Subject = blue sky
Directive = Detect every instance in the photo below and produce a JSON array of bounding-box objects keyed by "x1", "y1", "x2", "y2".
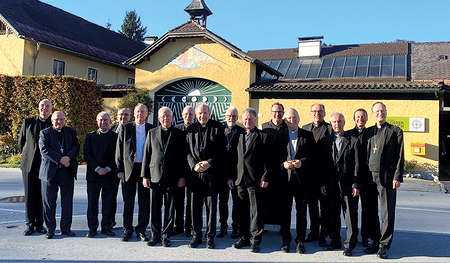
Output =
[{"x1": 43, "y1": 0, "x2": 449, "y2": 51}]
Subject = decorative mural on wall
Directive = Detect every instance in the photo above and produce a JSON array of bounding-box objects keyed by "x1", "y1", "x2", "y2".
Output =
[
  {"x1": 166, "y1": 45, "x2": 222, "y2": 70},
  {"x1": 155, "y1": 78, "x2": 231, "y2": 125}
]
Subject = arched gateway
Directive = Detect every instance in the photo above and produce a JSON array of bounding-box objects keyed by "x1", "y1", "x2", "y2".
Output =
[{"x1": 154, "y1": 78, "x2": 231, "y2": 125}]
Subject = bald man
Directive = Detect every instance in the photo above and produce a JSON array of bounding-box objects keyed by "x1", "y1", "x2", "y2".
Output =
[{"x1": 19, "y1": 99, "x2": 53, "y2": 236}]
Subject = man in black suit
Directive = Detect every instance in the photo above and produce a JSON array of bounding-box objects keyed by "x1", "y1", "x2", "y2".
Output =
[
  {"x1": 39, "y1": 111, "x2": 80, "y2": 239},
  {"x1": 362, "y1": 102, "x2": 404, "y2": 259},
  {"x1": 84, "y1": 112, "x2": 118, "y2": 238},
  {"x1": 230, "y1": 108, "x2": 269, "y2": 253},
  {"x1": 302, "y1": 103, "x2": 333, "y2": 247},
  {"x1": 116, "y1": 103, "x2": 154, "y2": 242},
  {"x1": 274, "y1": 108, "x2": 315, "y2": 254},
  {"x1": 259, "y1": 102, "x2": 287, "y2": 226},
  {"x1": 110, "y1": 108, "x2": 131, "y2": 229},
  {"x1": 320, "y1": 112, "x2": 360, "y2": 256},
  {"x1": 142, "y1": 107, "x2": 186, "y2": 247},
  {"x1": 18, "y1": 99, "x2": 53, "y2": 236},
  {"x1": 185, "y1": 104, "x2": 226, "y2": 249},
  {"x1": 173, "y1": 106, "x2": 195, "y2": 237},
  {"x1": 346, "y1": 108, "x2": 372, "y2": 248},
  {"x1": 217, "y1": 106, "x2": 243, "y2": 239}
]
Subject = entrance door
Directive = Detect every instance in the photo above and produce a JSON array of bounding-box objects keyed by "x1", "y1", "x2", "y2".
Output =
[{"x1": 154, "y1": 78, "x2": 231, "y2": 125}]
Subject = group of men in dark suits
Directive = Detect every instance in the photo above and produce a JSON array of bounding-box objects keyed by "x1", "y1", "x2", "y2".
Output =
[{"x1": 18, "y1": 99, "x2": 403, "y2": 259}]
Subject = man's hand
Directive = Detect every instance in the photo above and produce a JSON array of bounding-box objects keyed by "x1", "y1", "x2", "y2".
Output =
[
  {"x1": 60, "y1": 156, "x2": 70, "y2": 167},
  {"x1": 194, "y1": 161, "x2": 210, "y2": 173},
  {"x1": 117, "y1": 172, "x2": 125, "y2": 183},
  {"x1": 142, "y1": 178, "x2": 150, "y2": 188},
  {"x1": 260, "y1": 181, "x2": 268, "y2": 188},
  {"x1": 96, "y1": 168, "x2": 108, "y2": 175},
  {"x1": 393, "y1": 180, "x2": 401, "y2": 189},
  {"x1": 283, "y1": 161, "x2": 293, "y2": 169},
  {"x1": 227, "y1": 179, "x2": 234, "y2": 189},
  {"x1": 320, "y1": 186, "x2": 327, "y2": 195},
  {"x1": 352, "y1": 188, "x2": 360, "y2": 197},
  {"x1": 177, "y1": 178, "x2": 186, "y2": 188},
  {"x1": 291, "y1": 159, "x2": 302, "y2": 168}
]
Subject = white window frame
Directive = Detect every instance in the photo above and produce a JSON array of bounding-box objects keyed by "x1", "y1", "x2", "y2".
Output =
[
  {"x1": 52, "y1": 59, "x2": 66, "y2": 76},
  {"x1": 87, "y1": 67, "x2": 99, "y2": 83}
]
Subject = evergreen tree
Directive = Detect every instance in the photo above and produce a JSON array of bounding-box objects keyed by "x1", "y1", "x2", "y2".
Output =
[{"x1": 119, "y1": 10, "x2": 147, "y2": 42}]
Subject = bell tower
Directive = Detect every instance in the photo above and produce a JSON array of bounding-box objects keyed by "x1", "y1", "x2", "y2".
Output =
[{"x1": 184, "y1": 0, "x2": 213, "y2": 27}]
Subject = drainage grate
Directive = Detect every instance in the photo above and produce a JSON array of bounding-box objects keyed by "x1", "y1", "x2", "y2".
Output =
[{"x1": 0, "y1": 196, "x2": 25, "y2": 203}]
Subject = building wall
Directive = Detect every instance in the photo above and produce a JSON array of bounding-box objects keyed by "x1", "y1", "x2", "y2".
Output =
[
  {"x1": 135, "y1": 38, "x2": 254, "y2": 117},
  {"x1": 0, "y1": 35, "x2": 25, "y2": 76},
  {"x1": 22, "y1": 41, "x2": 134, "y2": 84},
  {"x1": 252, "y1": 98, "x2": 439, "y2": 165}
]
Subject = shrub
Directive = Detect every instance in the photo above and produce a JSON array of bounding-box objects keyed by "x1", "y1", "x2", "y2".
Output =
[{"x1": 113, "y1": 89, "x2": 153, "y2": 122}]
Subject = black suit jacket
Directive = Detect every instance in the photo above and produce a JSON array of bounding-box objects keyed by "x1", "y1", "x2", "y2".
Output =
[
  {"x1": 234, "y1": 128, "x2": 269, "y2": 187},
  {"x1": 223, "y1": 124, "x2": 244, "y2": 181},
  {"x1": 273, "y1": 128, "x2": 315, "y2": 198},
  {"x1": 320, "y1": 132, "x2": 360, "y2": 196},
  {"x1": 141, "y1": 126, "x2": 186, "y2": 186},
  {"x1": 115, "y1": 122, "x2": 154, "y2": 181},
  {"x1": 18, "y1": 116, "x2": 52, "y2": 173},
  {"x1": 39, "y1": 126, "x2": 80, "y2": 182},
  {"x1": 362, "y1": 123, "x2": 404, "y2": 187},
  {"x1": 84, "y1": 129, "x2": 118, "y2": 182},
  {"x1": 346, "y1": 126, "x2": 365, "y2": 139},
  {"x1": 185, "y1": 120, "x2": 226, "y2": 190},
  {"x1": 302, "y1": 121, "x2": 333, "y2": 141}
]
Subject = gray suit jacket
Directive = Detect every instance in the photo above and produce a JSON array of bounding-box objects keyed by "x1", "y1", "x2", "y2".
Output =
[{"x1": 39, "y1": 126, "x2": 80, "y2": 182}]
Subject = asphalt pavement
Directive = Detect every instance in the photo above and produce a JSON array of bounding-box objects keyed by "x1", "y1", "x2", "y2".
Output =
[{"x1": 0, "y1": 166, "x2": 449, "y2": 263}]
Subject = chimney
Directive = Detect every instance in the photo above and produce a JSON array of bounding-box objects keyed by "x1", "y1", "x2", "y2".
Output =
[
  {"x1": 144, "y1": 36, "x2": 158, "y2": 46},
  {"x1": 298, "y1": 36, "x2": 324, "y2": 58}
]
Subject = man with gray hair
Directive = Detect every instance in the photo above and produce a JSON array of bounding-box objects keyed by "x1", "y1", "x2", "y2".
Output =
[
  {"x1": 116, "y1": 103, "x2": 155, "y2": 242},
  {"x1": 319, "y1": 111, "x2": 360, "y2": 256},
  {"x1": 142, "y1": 107, "x2": 186, "y2": 247},
  {"x1": 230, "y1": 108, "x2": 269, "y2": 253},
  {"x1": 19, "y1": 99, "x2": 53, "y2": 236},
  {"x1": 84, "y1": 112, "x2": 118, "y2": 238},
  {"x1": 39, "y1": 111, "x2": 80, "y2": 239}
]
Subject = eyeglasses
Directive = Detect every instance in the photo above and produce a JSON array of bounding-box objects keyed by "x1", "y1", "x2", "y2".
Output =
[{"x1": 311, "y1": 110, "x2": 324, "y2": 114}]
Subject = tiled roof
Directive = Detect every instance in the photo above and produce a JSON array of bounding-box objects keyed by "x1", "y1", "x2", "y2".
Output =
[
  {"x1": 169, "y1": 21, "x2": 206, "y2": 33},
  {"x1": 0, "y1": 0, "x2": 146, "y2": 65},
  {"x1": 184, "y1": 0, "x2": 213, "y2": 16},
  {"x1": 247, "y1": 78, "x2": 444, "y2": 93},
  {"x1": 247, "y1": 42, "x2": 409, "y2": 61},
  {"x1": 411, "y1": 42, "x2": 450, "y2": 80}
]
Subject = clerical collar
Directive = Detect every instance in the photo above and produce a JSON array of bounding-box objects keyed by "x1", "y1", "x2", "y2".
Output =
[
  {"x1": 335, "y1": 132, "x2": 343, "y2": 138},
  {"x1": 313, "y1": 121, "x2": 325, "y2": 128},
  {"x1": 376, "y1": 122, "x2": 387, "y2": 129},
  {"x1": 39, "y1": 116, "x2": 48, "y2": 122},
  {"x1": 53, "y1": 127, "x2": 62, "y2": 132},
  {"x1": 99, "y1": 129, "x2": 109, "y2": 134},
  {"x1": 136, "y1": 123, "x2": 145, "y2": 127},
  {"x1": 289, "y1": 128, "x2": 298, "y2": 134}
]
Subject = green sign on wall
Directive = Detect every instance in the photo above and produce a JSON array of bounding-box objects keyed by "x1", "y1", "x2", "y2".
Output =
[{"x1": 386, "y1": 117, "x2": 425, "y2": 132}]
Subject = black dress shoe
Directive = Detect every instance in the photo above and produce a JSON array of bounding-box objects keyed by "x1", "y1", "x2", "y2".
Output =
[
  {"x1": 230, "y1": 229, "x2": 239, "y2": 239},
  {"x1": 304, "y1": 233, "x2": 319, "y2": 243},
  {"x1": 206, "y1": 238, "x2": 215, "y2": 249},
  {"x1": 35, "y1": 226, "x2": 47, "y2": 234},
  {"x1": 86, "y1": 230, "x2": 97, "y2": 238},
  {"x1": 296, "y1": 242, "x2": 306, "y2": 254},
  {"x1": 101, "y1": 229, "x2": 115, "y2": 236},
  {"x1": 281, "y1": 241, "x2": 290, "y2": 253},
  {"x1": 45, "y1": 231, "x2": 55, "y2": 239},
  {"x1": 61, "y1": 230, "x2": 76, "y2": 236},
  {"x1": 147, "y1": 237, "x2": 161, "y2": 246},
  {"x1": 188, "y1": 238, "x2": 202, "y2": 248},
  {"x1": 343, "y1": 248, "x2": 354, "y2": 256},
  {"x1": 364, "y1": 243, "x2": 379, "y2": 254},
  {"x1": 137, "y1": 233, "x2": 150, "y2": 241},
  {"x1": 185, "y1": 229, "x2": 193, "y2": 238},
  {"x1": 318, "y1": 237, "x2": 328, "y2": 247},
  {"x1": 120, "y1": 233, "x2": 133, "y2": 242},
  {"x1": 171, "y1": 227, "x2": 184, "y2": 236},
  {"x1": 162, "y1": 237, "x2": 171, "y2": 247},
  {"x1": 216, "y1": 228, "x2": 227, "y2": 238},
  {"x1": 324, "y1": 242, "x2": 342, "y2": 251},
  {"x1": 377, "y1": 246, "x2": 389, "y2": 259},
  {"x1": 233, "y1": 238, "x2": 250, "y2": 249},
  {"x1": 250, "y1": 243, "x2": 260, "y2": 253},
  {"x1": 24, "y1": 226, "x2": 34, "y2": 236},
  {"x1": 362, "y1": 237, "x2": 371, "y2": 247}
]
